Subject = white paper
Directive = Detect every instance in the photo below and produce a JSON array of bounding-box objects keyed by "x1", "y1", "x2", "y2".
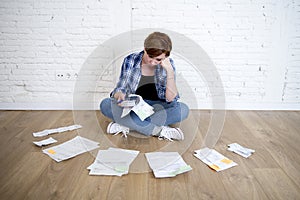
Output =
[
  {"x1": 33, "y1": 137, "x2": 57, "y2": 147},
  {"x1": 131, "y1": 99, "x2": 154, "y2": 121},
  {"x1": 87, "y1": 148, "x2": 139, "y2": 176},
  {"x1": 194, "y1": 147, "x2": 237, "y2": 172},
  {"x1": 121, "y1": 107, "x2": 132, "y2": 118},
  {"x1": 33, "y1": 124, "x2": 82, "y2": 137},
  {"x1": 42, "y1": 136, "x2": 99, "y2": 162},
  {"x1": 119, "y1": 100, "x2": 136, "y2": 107},
  {"x1": 121, "y1": 94, "x2": 154, "y2": 121},
  {"x1": 145, "y1": 152, "x2": 192, "y2": 178},
  {"x1": 227, "y1": 143, "x2": 255, "y2": 158},
  {"x1": 88, "y1": 161, "x2": 128, "y2": 176}
]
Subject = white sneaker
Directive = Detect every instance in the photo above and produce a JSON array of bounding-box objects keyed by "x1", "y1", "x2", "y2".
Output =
[
  {"x1": 158, "y1": 126, "x2": 184, "y2": 141},
  {"x1": 107, "y1": 122, "x2": 129, "y2": 138}
]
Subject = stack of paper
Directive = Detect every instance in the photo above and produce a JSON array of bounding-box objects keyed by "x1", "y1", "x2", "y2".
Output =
[
  {"x1": 121, "y1": 94, "x2": 154, "y2": 121},
  {"x1": 228, "y1": 143, "x2": 255, "y2": 158},
  {"x1": 33, "y1": 137, "x2": 57, "y2": 147},
  {"x1": 194, "y1": 147, "x2": 237, "y2": 172},
  {"x1": 145, "y1": 152, "x2": 192, "y2": 178},
  {"x1": 33, "y1": 124, "x2": 82, "y2": 137},
  {"x1": 42, "y1": 136, "x2": 99, "y2": 162},
  {"x1": 87, "y1": 148, "x2": 139, "y2": 176}
]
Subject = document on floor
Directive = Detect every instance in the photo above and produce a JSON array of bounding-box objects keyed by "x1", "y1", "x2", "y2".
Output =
[
  {"x1": 33, "y1": 137, "x2": 57, "y2": 147},
  {"x1": 227, "y1": 143, "x2": 255, "y2": 158},
  {"x1": 87, "y1": 147, "x2": 139, "y2": 176},
  {"x1": 145, "y1": 152, "x2": 192, "y2": 178},
  {"x1": 121, "y1": 94, "x2": 154, "y2": 121},
  {"x1": 33, "y1": 124, "x2": 82, "y2": 137},
  {"x1": 194, "y1": 147, "x2": 237, "y2": 172},
  {"x1": 42, "y1": 136, "x2": 99, "y2": 162}
]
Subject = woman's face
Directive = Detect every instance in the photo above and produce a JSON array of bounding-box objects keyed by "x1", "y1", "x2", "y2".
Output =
[{"x1": 143, "y1": 50, "x2": 166, "y2": 66}]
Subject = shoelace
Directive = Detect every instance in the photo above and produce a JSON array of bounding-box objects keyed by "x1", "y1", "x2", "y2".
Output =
[
  {"x1": 158, "y1": 136, "x2": 173, "y2": 141},
  {"x1": 113, "y1": 129, "x2": 129, "y2": 138},
  {"x1": 158, "y1": 128, "x2": 174, "y2": 142}
]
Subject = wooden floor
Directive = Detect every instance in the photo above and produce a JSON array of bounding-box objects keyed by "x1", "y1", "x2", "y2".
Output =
[{"x1": 0, "y1": 110, "x2": 300, "y2": 200}]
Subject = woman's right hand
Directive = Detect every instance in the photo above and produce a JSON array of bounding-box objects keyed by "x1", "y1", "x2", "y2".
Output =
[{"x1": 113, "y1": 92, "x2": 126, "y2": 104}]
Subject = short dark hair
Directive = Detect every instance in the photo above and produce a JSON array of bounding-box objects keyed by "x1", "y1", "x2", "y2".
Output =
[{"x1": 144, "y1": 32, "x2": 172, "y2": 57}]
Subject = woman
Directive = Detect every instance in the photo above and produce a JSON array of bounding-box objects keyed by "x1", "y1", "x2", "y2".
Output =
[{"x1": 100, "y1": 32, "x2": 189, "y2": 141}]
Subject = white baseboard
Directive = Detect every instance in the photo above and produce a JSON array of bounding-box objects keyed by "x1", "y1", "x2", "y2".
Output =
[
  {"x1": 0, "y1": 102, "x2": 299, "y2": 110},
  {"x1": 224, "y1": 102, "x2": 300, "y2": 110},
  {"x1": 0, "y1": 102, "x2": 75, "y2": 110}
]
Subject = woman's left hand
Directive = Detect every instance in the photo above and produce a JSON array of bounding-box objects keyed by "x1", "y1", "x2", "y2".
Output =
[{"x1": 160, "y1": 58, "x2": 173, "y2": 72}]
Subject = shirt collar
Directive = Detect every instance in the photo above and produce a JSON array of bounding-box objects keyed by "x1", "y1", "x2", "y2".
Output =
[{"x1": 135, "y1": 51, "x2": 144, "y2": 69}]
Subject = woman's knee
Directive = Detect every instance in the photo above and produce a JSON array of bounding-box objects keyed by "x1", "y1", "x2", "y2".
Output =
[
  {"x1": 100, "y1": 98, "x2": 111, "y2": 116},
  {"x1": 179, "y1": 102, "x2": 189, "y2": 120}
]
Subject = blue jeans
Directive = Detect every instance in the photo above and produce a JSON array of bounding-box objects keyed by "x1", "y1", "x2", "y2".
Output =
[{"x1": 100, "y1": 98, "x2": 189, "y2": 136}]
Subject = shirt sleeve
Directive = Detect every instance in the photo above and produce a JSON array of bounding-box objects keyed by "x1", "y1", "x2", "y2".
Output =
[
  {"x1": 170, "y1": 58, "x2": 180, "y2": 101},
  {"x1": 156, "y1": 58, "x2": 180, "y2": 102},
  {"x1": 110, "y1": 56, "x2": 130, "y2": 97}
]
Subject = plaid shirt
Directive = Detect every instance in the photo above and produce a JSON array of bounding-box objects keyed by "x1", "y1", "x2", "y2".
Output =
[{"x1": 110, "y1": 51, "x2": 179, "y2": 102}]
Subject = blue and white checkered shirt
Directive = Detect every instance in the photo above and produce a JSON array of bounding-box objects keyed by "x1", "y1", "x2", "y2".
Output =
[{"x1": 110, "y1": 51, "x2": 179, "y2": 102}]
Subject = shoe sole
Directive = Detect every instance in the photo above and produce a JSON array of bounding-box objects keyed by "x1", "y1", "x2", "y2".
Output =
[
  {"x1": 106, "y1": 122, "x2": 114, "y2": 134},
  {"x1": 175, "y1": 128, "x2": 184, "y2": 140}
]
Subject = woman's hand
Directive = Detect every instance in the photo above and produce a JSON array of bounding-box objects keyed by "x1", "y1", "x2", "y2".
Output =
[
  {"x1": 160, "y1": 58, "x2": 178, "y2": 102},
  {"x1": 113, "y1": 92, "x2": 126, "y2": 104},
  {"x1": 160, "y1": 58, "x2": 173, "y2": 72},
  {"x1": 161, "y1": 58, "x2": 175, "y2": 79}
]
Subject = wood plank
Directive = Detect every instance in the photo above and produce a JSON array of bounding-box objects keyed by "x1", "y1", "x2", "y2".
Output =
[
  {"x1": 181, "y1": 150, "x2": 230, "y2": 200},
  {"x1": 0, "y1": 110, "x2": 299, "y2": 200},
  {"x1": 213, "y1": 111, "x2": 269, "y2": 199},
  {"x1": 25, "y1": 154, "x2": 96, "y2": 200},
  {"x1": 253, "y1": 168, "x2": 300, "y2": 199},
  {"x1": 257, "y1": 111, "x2": 300, "y2": 151},
  {"x1": 220, "y1": 111, "x2": 280, "y2": 169},
  {"x1": 0, "y1": 152, "x2": 51, "y2": 200},
  {"x1": 181, "y1": 111, "x2": 231, "y2": 200},
  {"x1": 236, "y1": 111, "x2": 300, "y2": 187}
]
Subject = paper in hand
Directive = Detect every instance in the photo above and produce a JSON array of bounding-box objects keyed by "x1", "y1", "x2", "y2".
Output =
[{"x1": 121, "y1": 94, "x2": 154, "y2": 121}]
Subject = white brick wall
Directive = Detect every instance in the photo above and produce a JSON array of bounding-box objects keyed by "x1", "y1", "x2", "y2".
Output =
[
  {"x1": 0, "y1": 0, "x2": 299, "y2": 110},
  {"x1": 282, "y1": 1, "x2": 300, "y2": 103}
]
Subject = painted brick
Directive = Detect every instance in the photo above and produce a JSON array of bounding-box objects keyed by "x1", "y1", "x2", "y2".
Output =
[{"x1": 0, "y1": 0, "x2": 299, "y2": 110}]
